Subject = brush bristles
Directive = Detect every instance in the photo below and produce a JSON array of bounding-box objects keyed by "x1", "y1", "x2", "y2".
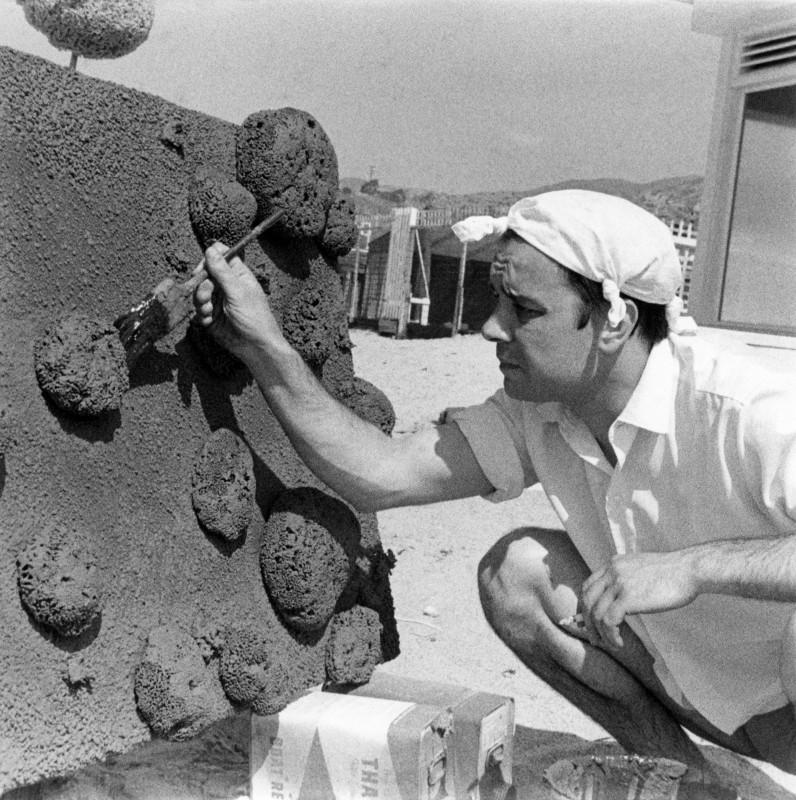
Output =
[
  {"x1": 113, "y1": 210, "x2": 285, "y2": 367},
  {"x1": 114, "y1": 295, "x2": 171, "y2": 366}
]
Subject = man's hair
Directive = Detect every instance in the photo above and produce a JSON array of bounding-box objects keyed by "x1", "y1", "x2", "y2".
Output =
[{"x1": 561, "y1": 267, "x2": 669, "y2": 347}]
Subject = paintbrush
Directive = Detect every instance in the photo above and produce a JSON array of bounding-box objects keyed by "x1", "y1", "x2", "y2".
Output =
[{"x1": 114, "y1": 209, "x2": 283, "y2": 367}]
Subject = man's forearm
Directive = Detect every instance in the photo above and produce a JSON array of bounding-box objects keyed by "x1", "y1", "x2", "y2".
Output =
[
  {"x1": 689, "y1": 534, "x2": 796, "y2": 602},
  {"x1": 581, "y1": 531, "x2": 796, "y2": 645},
  {"x1": 241, "y1": 339, "x2": 401, "y2": 511},
  {"x1": 191, "y1": 247, "x2": 488, "y2": 512}
]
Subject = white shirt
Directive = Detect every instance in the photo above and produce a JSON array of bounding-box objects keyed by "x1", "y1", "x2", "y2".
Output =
[{"x1": 446, "y1": 334, "x2": 796, "y2": 734}]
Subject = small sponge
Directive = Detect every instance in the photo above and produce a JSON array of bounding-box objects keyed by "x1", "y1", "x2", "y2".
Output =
[
  {"x1": 16, "y1": 524, "x2": 102, "y2": 638},
  {"x1": 319, "y1": 195, "x2": 358, "y2": 257},
  {"x1": 218, "y1": 628, "x2": 300, "y2": 715},
  {"x1": 236, "y1": 108, "x2": 338, "y2": 239},
  {"x1": 34, "y1": 313, "x2": 129, "y2": 417},
  {"x1": 18, "y1": 0, "x2": 155, "y2": 59},
  {"x1": 191, "y1": 428, "x2": 255, "y2": 542},
  {"x1": 337, "y1": 377, "x2": 396, "y2": 435},
  {"x1": 325, "y1": 605, "x2": 383, "y2": 685},
  {"x1": 134, "y1": 624, "x2": 230, "y2": 741},
  {"x1": 261, "y1": 487, "x2": 361, "y2": 632},
  {"x1": 187, "y1": 167, "x2": 257, "y2": 250}
]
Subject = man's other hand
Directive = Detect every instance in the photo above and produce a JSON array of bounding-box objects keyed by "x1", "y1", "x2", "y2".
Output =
[{"x1": 579, "y1": 551, "x2": 699, "y2": 648}]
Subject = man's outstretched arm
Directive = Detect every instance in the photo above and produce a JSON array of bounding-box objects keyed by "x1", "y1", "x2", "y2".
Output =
[{"x1": 193, "y1": 243, "x2": 493, "y2": 512}]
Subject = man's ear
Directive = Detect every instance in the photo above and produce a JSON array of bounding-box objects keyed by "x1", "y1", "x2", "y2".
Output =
[{"x1": 598, "y1": 299, "x2": 639, "y2": 354}]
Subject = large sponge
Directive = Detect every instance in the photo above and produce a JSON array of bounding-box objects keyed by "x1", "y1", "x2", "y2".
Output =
[
  {"x1": 16, "y1": 524, "x2": 102, "y2": 638},
  {"x1": 236, "y1": 108, "x2": 338, "y2": 239},
  {"x1": 134, "y1": 624, "x2": 231, "y2": 741},
  {"x1": 260, "y1": 487, "x2": 360, "y2": 632},
  {"x1": 18, "y1": 0, "x2": 155, "y2": 59},
  {"x1": 34, "y1": 313, "x2": 129, "y2": 417}
]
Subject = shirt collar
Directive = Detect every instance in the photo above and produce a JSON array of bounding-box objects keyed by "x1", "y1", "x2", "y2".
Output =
[{"x1": 616, "y1": 336, "x2": 677, "y2": 434}]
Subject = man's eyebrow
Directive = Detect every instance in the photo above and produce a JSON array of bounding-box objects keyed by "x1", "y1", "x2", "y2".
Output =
[{"x1": 502, "y1": 282, "x2": 546, "y2": 310}]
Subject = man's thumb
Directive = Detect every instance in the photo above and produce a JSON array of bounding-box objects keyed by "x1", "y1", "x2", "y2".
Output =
[{"x1": 201, "y1": 243, "x2": 233, "y2": 287}]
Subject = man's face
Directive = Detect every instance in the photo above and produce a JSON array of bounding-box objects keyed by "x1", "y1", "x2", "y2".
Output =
[{"x1": 481, "y1": 235, "x2": 602, "y2": 404}]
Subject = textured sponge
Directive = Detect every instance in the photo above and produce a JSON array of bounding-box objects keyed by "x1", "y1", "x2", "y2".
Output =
[
  {"x1": 319, "y1": 194, "x2": 359, "y2": 257},
  {"x1": 34, "y1": 313, "x2": 129, "y2": 417},
  {"x1": 191, "y1": 428, "x2": 255, "y2": 542},
  {"x1": 280, "y1": 259, "x2": 349, "y2": 368},
  {"x1": 16, "y1": 524, "x2": 102, "y2": 638},
  {"x1": 218, "y1": 628, "x2": 302, "y2": 715},
  {"x1": 325, "y1": 605, "x2": 383, "y2": 685},
  {"x1": 187, "y1": 167, "x2": 257, "y2": 250},
  {"x1": 134, "y1": 624, "x2": 230, "y2": 741},
  {"x1": 18, "y1": 0, "x2": 155, "y2": 59},
  {"x1": 261, "y1": 487, "x2": 360, "y2": 632},
  {"x1": 337, "y1": 377, "x2": 396, "y2": 435},
  {"x1": 236, "y1": 108, "x2": 338, "y2": 239}
]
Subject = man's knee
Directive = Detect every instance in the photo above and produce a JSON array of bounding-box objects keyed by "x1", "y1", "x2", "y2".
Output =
[{"x1": 478, "y1": 527, "x2": 585, "y2": 645}]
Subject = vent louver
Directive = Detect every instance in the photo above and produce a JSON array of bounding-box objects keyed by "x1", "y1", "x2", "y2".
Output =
[{"x1": 740, "y1": 30, "x2": 796, "y2": 73}]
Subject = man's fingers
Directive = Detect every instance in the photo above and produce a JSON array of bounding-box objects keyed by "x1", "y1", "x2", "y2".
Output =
[
  {"x1": 595, "y1": 594, "x2": 626, "y2": 648},
  {"x1": 194, "y1": 278, "x2": 214, "y2": 305},
  {"x1": 602, "y1": 596, "x2": 626, "y2": 629},
  {"x1": 203, "y1": 242, "x2": 233, "y2": 283},
  {"x1": 581, "y1": 566, "x2": 606, "y2": 593},
  {"x1": 601, "y1": 622, "x2": 624, "y2": 649},
  {"x1": 581, "y1": 571, "x2": 609, "y2": 614},
  {"x1": 588, "y1": 588, "x2": 614, "y2": 642}
]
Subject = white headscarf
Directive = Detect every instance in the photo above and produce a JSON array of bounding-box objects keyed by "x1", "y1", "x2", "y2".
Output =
[{"x1": 452, "y1": 190, "x2": 688, "y2": 332}]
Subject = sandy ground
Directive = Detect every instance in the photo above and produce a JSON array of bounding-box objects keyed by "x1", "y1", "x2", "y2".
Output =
[{"x1": 19, "y1": 328, "x2": 796, "y2": 800}]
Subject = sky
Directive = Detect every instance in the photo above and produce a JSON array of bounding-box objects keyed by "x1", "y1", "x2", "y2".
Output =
[{"x1": 0, "y1": 0, "x2": 723, "y2": 194}]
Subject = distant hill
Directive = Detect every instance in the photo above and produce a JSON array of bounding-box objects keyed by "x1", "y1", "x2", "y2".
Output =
[{"x1": 341, "y1": 175, "x2": 703, "y2": 224}]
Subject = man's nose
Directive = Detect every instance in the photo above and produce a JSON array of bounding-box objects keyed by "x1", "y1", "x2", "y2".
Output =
[{"x1": 481, "y1": 306, "x2": 511, "y2": 342}]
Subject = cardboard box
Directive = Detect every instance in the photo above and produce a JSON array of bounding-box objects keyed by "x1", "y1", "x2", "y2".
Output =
[
  {"x1": 250, "y1": 690, "x2": 452, "y2": 800},
  {"x1": 330, "y1": 670, "x2": 515, "y2": 800}
]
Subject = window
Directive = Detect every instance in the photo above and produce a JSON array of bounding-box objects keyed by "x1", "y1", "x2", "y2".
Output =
[{"x1": 719, "y1": 84, "x2": 796, "y2": 329}]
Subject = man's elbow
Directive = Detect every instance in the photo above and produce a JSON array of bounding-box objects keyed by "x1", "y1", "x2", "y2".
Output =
[
  {"x1": 349, "y1": 496, "x2": 385, "y2": 514},
  {"x1": 344, "y1": 485, "x2": 404, "y2": 515}
]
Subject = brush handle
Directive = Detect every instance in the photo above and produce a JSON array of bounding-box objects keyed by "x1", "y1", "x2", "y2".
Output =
[
  {"x1": 118, "y1": 209, "x2": 286, "y2": 366},
  {"x1": 146, "y1": 209, "x2": 286, "y2": 337},
  {"x1": 186, "y1": 208, "x2": 285, "y2": 291}
]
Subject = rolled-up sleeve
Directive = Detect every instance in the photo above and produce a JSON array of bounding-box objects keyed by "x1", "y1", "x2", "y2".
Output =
[{"x1": 442, "y1": 391, "x2": 537, "y2": 503}]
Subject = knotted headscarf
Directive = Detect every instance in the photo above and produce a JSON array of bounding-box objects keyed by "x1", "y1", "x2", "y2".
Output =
[{"x1": 452, "y1": 190, "x2": 689, "y2": 332}]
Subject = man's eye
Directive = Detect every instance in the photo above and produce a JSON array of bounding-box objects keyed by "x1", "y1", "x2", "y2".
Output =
[{"x1": 514, "y1": 303, "x2": 542, "y2": 319}]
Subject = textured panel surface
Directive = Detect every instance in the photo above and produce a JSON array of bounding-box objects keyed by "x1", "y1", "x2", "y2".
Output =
[{"x1": 0, "y1": 47, "x2": 397, "y2": 792}]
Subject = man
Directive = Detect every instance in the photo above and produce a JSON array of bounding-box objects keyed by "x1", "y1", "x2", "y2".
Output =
[{"x1": 194, "y1": 190, "x2": 796, "y2": 787}]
